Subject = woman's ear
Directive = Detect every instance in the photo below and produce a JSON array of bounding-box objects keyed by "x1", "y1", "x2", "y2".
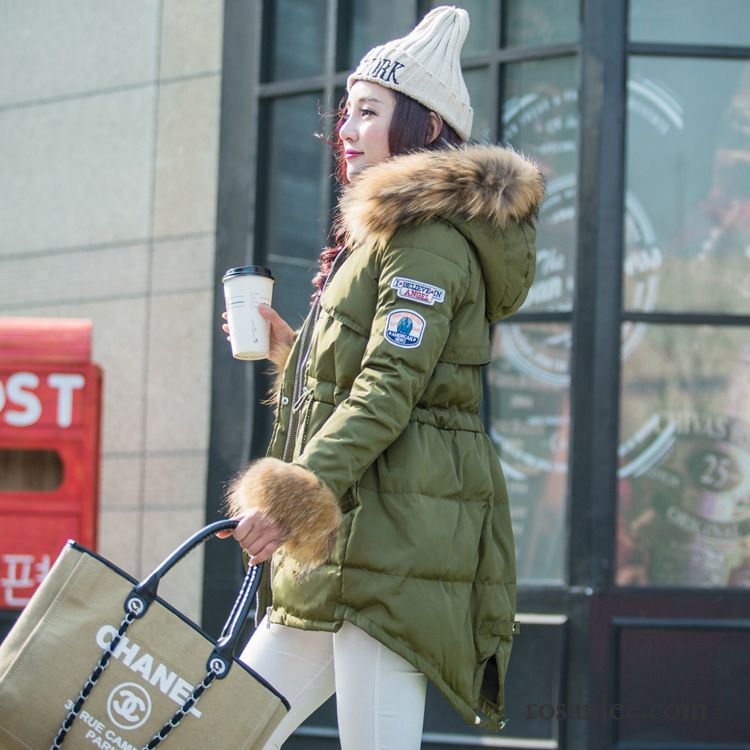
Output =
[{"x1": 427, "y1": 111, "x2": 444, "y2": 144}]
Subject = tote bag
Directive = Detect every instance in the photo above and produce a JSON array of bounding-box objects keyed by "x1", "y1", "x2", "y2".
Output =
[{"x1": 0, "y1": 520, "x2": 289, "y2": 749}]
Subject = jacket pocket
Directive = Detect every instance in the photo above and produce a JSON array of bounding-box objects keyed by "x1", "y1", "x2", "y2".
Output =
[
  {"x1": 339, "y1": 481, "x2": 360, "y2": 513},
  {"x1": 291, "y1": 389, "x2": 314, "y2": 461},
  {"x1": 266, "y1": 386, "x2": 289, "y2": 457}
]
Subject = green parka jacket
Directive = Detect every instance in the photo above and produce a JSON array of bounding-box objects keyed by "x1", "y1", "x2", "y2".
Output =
[{"x1": 228, "y1": 144, "x2": 544, "y2": 730}]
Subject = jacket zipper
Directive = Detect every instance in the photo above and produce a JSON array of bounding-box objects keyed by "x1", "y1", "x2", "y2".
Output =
[
  {"x1": 281, "y1": 248, "x2": 349, "y2": 463},
  {"x1": 264, "y1": 248, "x2": 349, "y2": 628},
  {"x1": 281, "y1": 308, "x2": 316, "y2": 462},
  {"x1": 297, "y1": 394, "x2": 314, "y2": 454}
]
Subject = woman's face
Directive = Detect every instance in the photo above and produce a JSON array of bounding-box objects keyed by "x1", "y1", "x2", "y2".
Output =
[{"x1": 339, "y1": 80, "x2": 395, "y2": 180}]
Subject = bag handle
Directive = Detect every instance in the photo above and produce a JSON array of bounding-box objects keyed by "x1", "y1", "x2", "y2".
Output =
[
  {"x1": 126, "y1": 519, "x2": 261, "y2": 670},
  {"x1": 130, "y1": 519, "x2": 238, "y2": 611},
  {"x1": 52, "y1": 521, "x2": 265, "y2": 749}
]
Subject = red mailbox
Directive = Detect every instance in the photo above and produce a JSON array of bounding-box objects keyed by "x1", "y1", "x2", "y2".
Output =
[{"x1": 0, "y1": 318, "x2": 102, "y2": 609}]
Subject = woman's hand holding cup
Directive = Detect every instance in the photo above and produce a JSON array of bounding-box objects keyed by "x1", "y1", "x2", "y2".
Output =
[
  {"x1": 258, "y1": 304, "x2": 294, "y2": 365},
  {"x1": 222, "y1": 304, "x2": 294, "y2": 364},
  {"x1": 222, "y1": 265, "x2": 276, "y2": 360}
]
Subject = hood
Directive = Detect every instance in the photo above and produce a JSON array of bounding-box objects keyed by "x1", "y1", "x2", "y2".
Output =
[{"x1": 339, "y1": 144, "x2": 544, "y2": 320}]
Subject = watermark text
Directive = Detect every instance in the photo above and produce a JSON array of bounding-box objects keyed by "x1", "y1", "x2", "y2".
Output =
[{"x1": 526, "y1": 703, "x2": 708, "y2": 722}]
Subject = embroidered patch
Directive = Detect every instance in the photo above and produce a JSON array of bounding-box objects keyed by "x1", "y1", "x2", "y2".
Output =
[
  {"x1": 384, "y1": 309, "x2": 426, "y2": 349},
  {"x1": 390, "y1": 277, "x2": 445, "y2": 306}
]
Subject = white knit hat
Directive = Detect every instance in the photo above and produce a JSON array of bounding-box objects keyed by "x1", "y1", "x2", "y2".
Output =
[{"x1": 347, "y1": 6, "x2": 473, "y2": 141}]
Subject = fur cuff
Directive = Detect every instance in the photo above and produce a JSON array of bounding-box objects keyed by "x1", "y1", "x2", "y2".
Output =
[{"x1": 226, "y1": 457, "x2": 341, "y2": 567}]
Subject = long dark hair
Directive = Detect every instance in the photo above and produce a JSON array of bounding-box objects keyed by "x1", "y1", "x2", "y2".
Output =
[{"x1": 312, "y1": 90, "x2": 465, "y2": 299}]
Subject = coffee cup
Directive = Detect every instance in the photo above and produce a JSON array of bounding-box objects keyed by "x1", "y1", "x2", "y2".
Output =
[{"x1": 222, "y1": 265, "x2": 275, "y2": 360}]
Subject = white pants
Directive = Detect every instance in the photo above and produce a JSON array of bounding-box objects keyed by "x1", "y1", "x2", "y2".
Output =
[{"x1": 239, "y1": 618, "x2": 428, "y2": 749}]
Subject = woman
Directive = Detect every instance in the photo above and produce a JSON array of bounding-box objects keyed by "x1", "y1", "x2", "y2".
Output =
[{"x1": 223, "y1": 6, "x2": 544, "y2": 748}]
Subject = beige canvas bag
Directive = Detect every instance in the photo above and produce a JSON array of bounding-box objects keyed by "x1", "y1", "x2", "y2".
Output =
[{"x1": 0, "y1": 520, "x2": 288, "y2": 749}]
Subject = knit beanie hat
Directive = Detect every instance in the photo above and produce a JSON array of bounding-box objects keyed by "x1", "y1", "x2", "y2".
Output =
[{"x1": 347, "y1": 6, "x2": 473, "y2": 141}]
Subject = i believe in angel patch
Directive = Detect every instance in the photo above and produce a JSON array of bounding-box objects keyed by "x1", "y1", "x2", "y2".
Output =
[
  {"x1": 390, "y1": 276, "x2": 445, "y2": 306},
  {"x1": 384, "y1": 309, "x2": 426, "y2": 348}
]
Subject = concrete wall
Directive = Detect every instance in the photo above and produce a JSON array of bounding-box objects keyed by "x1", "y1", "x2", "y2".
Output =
[{"x1": 0, "y1": 0, "x2": 225, "y2": 621}]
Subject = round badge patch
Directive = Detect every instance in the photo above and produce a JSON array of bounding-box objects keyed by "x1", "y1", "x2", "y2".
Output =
[{"x1": 384, "y1": 309, "x2": 426, "y2": 349}]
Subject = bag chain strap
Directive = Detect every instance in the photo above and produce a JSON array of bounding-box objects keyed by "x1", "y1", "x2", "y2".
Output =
[
  {"x1": 142, "y1": 669, "x2": 218, "y2": 749},
  {"x1": 50, "y1": 603, "x2": 225, "y2": 750},
  {"x1": 51, "y1": 607, "x2": 137, "y2": 749}
]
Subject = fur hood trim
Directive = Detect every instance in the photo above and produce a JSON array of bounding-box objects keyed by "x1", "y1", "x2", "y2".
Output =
[
  {"x1": 226, "y1": 457, "x2": 341, "y2": 568},
  {"x1": 340, "y1": 144, "x2": 544, "y2": 251}
]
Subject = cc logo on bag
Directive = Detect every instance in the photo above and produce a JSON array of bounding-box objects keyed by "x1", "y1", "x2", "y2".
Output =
[{"x1": 107, "y1": 682, "x2": 152, "y2": 730}]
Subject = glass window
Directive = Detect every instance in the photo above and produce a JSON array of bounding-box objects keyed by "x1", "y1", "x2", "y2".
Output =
[
  {"x1": 263, "y1": 0, "x2": 327, "y2": 81},
  {"x1": 617, "y1": 324, "x2": 750, "y2": 589},
  {"x1": 429, "y1": 0, "x2": 494, "y2": 56},
  {"x1": 269, "y1": 261, "x2": 318, "y2": 330},
  {"x1": 502, "y1": 57, "x2": 579, "y2": 312},
  {"x1": 489, "y1": 322, "x2": 570, "y2": 584},
  {"x1": 630, "y1": 0, "x2": 750, "y2": 48},
  {"x1": 339, "y1": 1, "x2": 415, "y2": 72},
  {"x1": 503, "y1": 0, "x2": 579, "y2": 48},
  {"x1": 463, "y1": 67, "x2": 491, "y2": 142},
  {"x1": 625, "y1": 57, "x2": 750, "y2": 314},
  {"x1": 260, "y1": 93, "x2": 326, "y2": 322}
]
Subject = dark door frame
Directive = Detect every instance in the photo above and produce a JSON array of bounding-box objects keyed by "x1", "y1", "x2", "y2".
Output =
[{"x1": 204, "y1": 2, "x2": 750, "y2": 749}]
